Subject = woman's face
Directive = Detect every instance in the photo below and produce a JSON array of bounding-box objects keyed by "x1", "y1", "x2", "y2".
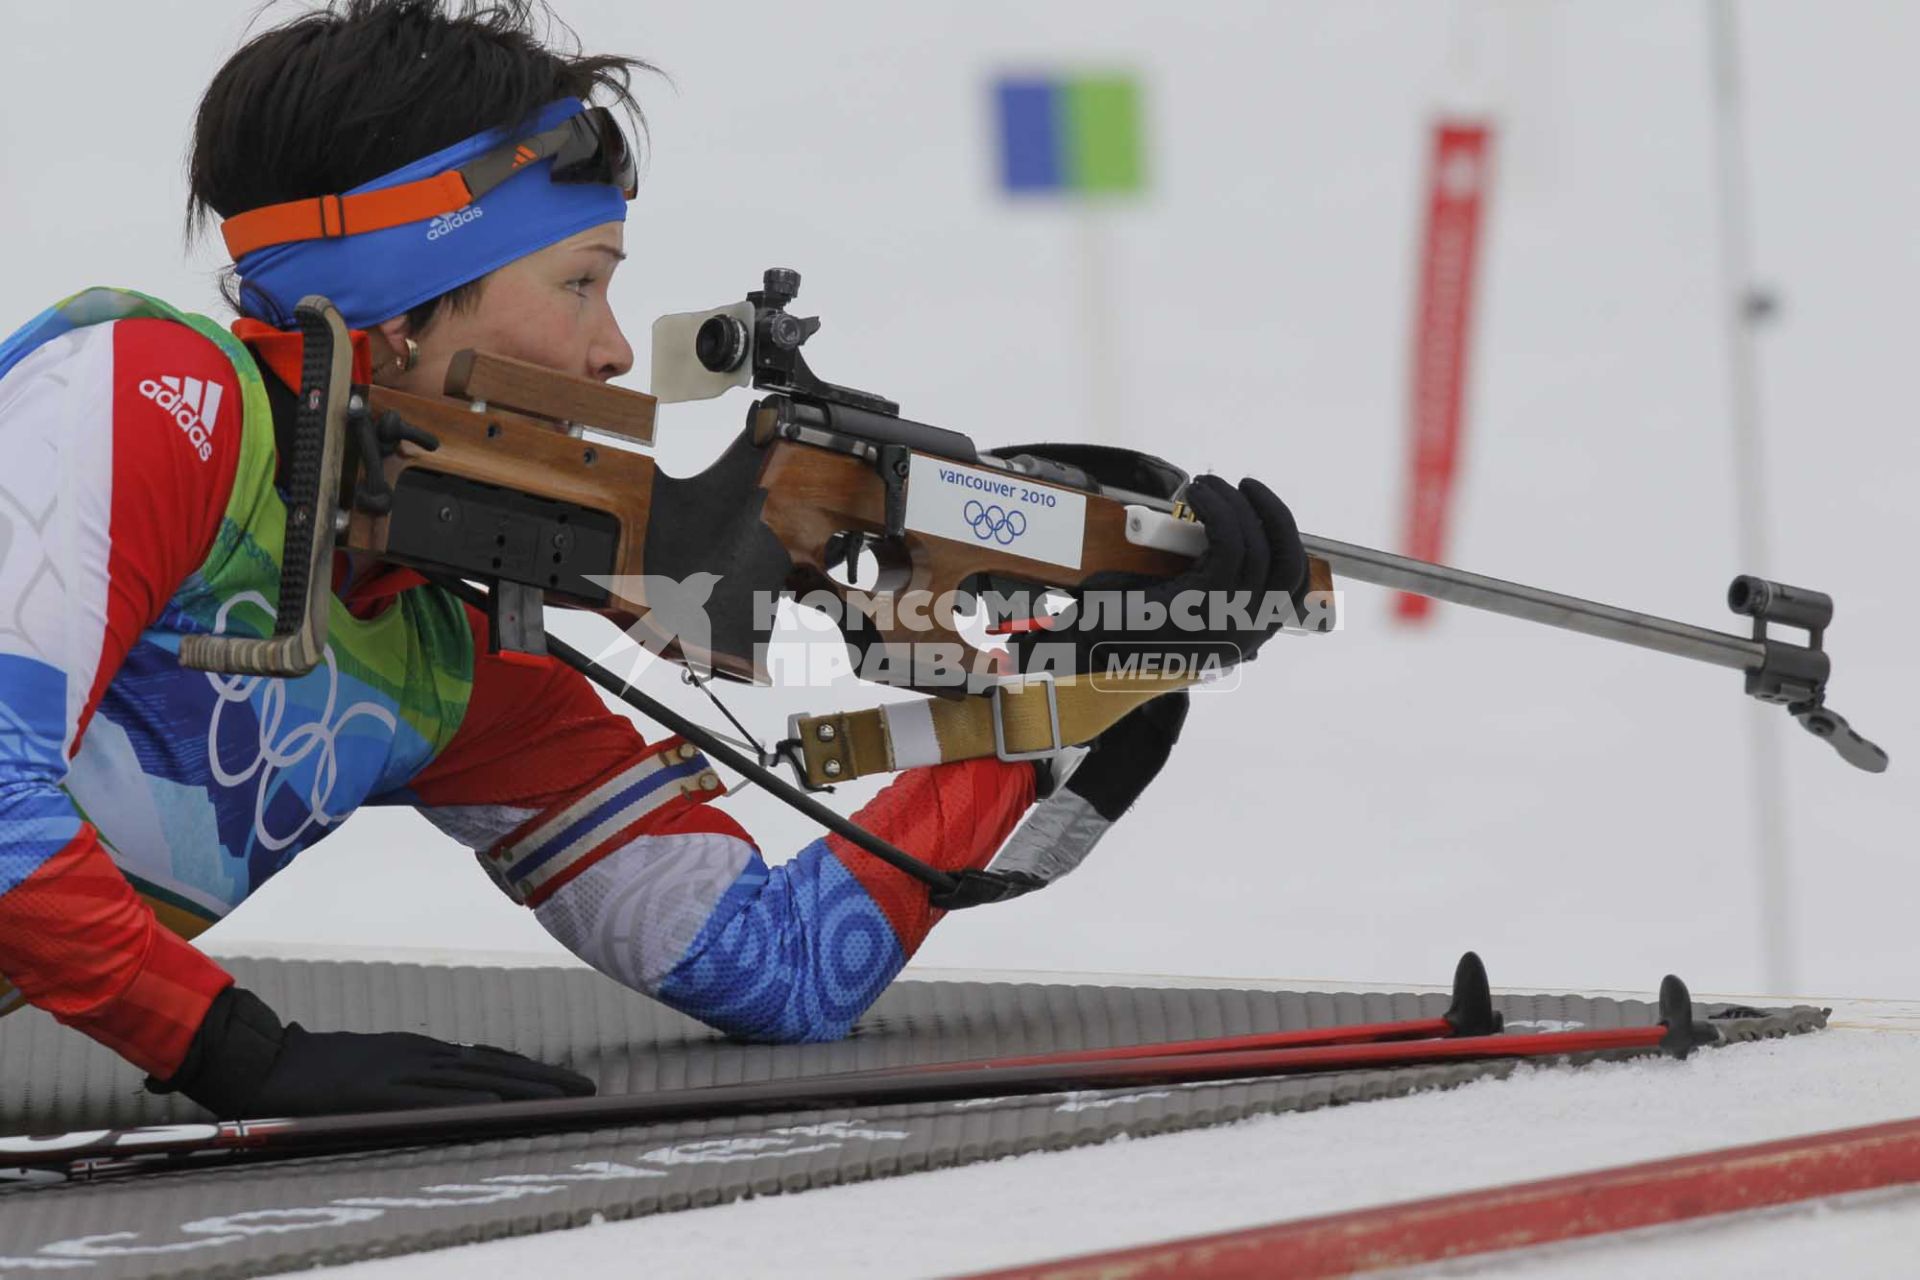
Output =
[{"x1": 375, "y1": 221, "x2": 634, "y2": 394}]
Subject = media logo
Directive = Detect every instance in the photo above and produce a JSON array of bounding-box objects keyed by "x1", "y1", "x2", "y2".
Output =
[{"x1": 1087, "y1": 641, "x2": 1244, "y2": 693}]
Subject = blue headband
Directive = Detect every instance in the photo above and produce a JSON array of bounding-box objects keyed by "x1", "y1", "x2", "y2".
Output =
[{"x1": 234, "y1": 98, "x2": 628, "y2": 331}]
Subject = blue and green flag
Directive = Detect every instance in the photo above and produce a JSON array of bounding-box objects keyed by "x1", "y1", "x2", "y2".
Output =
[{"x1": 994, "y1": 73, "x2": 1146, "y2": 197}]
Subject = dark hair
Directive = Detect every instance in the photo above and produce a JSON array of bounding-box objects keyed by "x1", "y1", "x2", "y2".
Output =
[{"x1": 187, "y1": 0, "x2": 657, "y2": 332}]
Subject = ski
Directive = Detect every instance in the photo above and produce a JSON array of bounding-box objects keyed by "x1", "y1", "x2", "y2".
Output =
[{"x1": 0, "y1": 968, "x2": 1712, "y2": 1189}]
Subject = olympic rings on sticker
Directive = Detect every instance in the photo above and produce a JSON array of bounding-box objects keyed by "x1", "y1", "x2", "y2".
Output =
[{"x1": 963, "y1": 500, "x2": 1028, "y2": 545}]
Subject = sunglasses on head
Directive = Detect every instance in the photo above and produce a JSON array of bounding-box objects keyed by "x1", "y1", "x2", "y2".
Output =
[
  {"x1": 220, "y1": 106, "x2": 636, "y2": 261},
  {"x1": 459, "y1": 106, "x2": 636, "y2": 203}
]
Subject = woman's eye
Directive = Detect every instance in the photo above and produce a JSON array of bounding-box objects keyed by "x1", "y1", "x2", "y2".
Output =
[{"x1": 566, "y1": 277, "x2": 595, "y2": 295}]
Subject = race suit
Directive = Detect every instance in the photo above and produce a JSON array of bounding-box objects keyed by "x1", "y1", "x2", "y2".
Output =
[{"x1": 0, "y1": 289, "x2": 1034, "y2": 1081}]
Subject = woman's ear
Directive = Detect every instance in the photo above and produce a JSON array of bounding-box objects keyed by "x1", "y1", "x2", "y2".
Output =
[
  {"x1": 372, "y1": 316, "x2": 411, "y2": 366},
  {"x1": 368, "y1": 316, "x2": 423, "y2": 386}
]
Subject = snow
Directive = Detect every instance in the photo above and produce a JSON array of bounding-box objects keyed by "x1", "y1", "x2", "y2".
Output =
[{"x1": 311, "y1": 979, "x2": 1920, "y2": 1279}]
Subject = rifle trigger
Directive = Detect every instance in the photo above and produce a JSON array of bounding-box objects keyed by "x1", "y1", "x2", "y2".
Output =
[{"x1": 825, "y1": 530, "x2": 868, "y2": 584}]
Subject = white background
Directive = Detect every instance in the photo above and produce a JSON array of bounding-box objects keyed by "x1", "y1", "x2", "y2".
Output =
[{"x1": 2, "y1": 0, "x2": 1913, "y2": 998}]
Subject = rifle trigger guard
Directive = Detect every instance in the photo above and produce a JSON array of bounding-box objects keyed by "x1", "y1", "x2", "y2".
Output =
[{"x1": 990, "y1": 672, "x2": 1064, "y2": 764}]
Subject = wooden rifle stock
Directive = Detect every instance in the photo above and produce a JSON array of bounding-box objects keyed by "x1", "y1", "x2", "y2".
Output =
[{"x1": 344, "y1": 352, "x2": 1333, "y2": 694}]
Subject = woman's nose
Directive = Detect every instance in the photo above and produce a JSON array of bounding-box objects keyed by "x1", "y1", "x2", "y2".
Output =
[{"x1": 591, "y1": 313, "x2": 635, "y2": 382}]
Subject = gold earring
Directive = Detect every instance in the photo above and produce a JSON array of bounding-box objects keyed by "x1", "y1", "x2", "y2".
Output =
[{"x1": 383, "y1": 338, "x2": 419, "y2": 375}]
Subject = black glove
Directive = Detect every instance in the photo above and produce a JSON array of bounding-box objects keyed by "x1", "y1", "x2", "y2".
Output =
[
  {"x1": 994, "y1": 691, "x2": 1191, "y2": 886},
  {"x1": 1017, "y1": 475, "x2": 1308, "y2": 678},
  {"x1": 149, "y1": 985, "x2": 597, "y2": 1118},
  {"x1": 1036, "y1": 689, "x2": 1191, "y2": 809}
]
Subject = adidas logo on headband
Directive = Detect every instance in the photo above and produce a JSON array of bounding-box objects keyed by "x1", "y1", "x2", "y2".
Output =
[{"x1": 426, "y1": 208, "x2": 485, "y2": 241}]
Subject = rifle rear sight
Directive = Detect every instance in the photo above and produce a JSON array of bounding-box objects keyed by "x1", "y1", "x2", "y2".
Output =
[{"x1": 678, "y1": 268, "x2": 899, "y2": 418}]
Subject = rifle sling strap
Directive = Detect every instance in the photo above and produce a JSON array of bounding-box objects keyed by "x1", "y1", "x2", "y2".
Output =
[{"x1": 792, "y1": 674, "x2": 1194, "y2": 787}]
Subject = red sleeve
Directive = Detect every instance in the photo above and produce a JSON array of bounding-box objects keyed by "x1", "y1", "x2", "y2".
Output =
[
  {"x1": 1, "y1": 840, "x2": 235, "y2": 1076},
  {"x1": 405, "y1": 603, "x2": 655, "y2": 812},
  {"x1": 828, "y1": 757, "x2": 1035, "y2": 954}
]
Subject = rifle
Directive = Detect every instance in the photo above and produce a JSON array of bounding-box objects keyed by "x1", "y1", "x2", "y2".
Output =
[{"x1": 179, "y1": 283, "x2": 1888, "y2": 904}]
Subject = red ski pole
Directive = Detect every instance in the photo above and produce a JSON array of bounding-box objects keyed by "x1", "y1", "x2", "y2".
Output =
[
  {"x1": 929, "y1": 950, "x2": 1499, "y2": 1072},
  {"x1": 1, "y1": 972, "x2": 1713, "y2": 1188}
]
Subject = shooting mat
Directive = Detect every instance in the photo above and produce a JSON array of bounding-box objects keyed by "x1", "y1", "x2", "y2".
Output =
[{"x1": 0, "y1": 957, "x2": 1827, "y2": 1279}]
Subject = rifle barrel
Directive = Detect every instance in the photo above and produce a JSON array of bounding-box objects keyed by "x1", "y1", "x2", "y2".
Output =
[{"x1": 1303, "y1": 535, "x2": 1764, "y2": 672}]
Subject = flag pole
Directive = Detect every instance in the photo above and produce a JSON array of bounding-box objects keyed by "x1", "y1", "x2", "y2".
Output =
[
  {"x1": 1076, "y1": 206, "x2": 1120, "y2": 445},
  {"x1": 1708, "y1": 0, "x2": 1793, "y2": 993}
]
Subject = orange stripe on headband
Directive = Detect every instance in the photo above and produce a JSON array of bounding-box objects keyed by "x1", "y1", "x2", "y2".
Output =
[{"x1": 220, "y1": 170, "x2": 475, "y2": 261}]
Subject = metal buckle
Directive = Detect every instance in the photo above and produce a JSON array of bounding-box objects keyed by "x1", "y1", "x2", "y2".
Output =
[
  {"x1": 990, "y1": 673, "x2": 1063, "y2": 763},
  {"x1": 774, "y1": 713, "x2": 837, "y2": 792}
]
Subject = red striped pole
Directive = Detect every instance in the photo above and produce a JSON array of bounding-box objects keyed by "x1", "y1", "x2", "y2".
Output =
[{"x1": 1397, "y1": 119, "x2": 1493, "y2": 621}]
